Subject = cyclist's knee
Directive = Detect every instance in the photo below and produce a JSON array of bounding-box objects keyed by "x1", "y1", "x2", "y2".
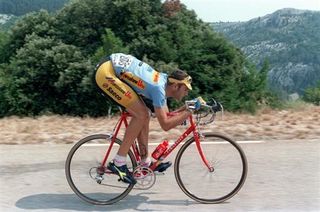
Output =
[
  {"x1": 127, "y1": 101, "x2": 150, "y2": 121},
  {"x1": 135, "y1": 108, "x2": 150, "y2": 122}
]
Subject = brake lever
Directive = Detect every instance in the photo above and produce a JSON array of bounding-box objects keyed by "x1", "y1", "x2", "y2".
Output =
[{"x1": 209, "y1": 98, "x2": 220, "y2": 112}]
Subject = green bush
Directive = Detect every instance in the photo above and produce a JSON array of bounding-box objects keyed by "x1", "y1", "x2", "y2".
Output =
[{"x1": 303, "y1": 82, "x2": 320, "y2": 106}]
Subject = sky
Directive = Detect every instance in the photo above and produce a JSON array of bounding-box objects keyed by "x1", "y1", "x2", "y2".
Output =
[{"x1": 180, "y1": 0, "x2": 320, "y2": 22}]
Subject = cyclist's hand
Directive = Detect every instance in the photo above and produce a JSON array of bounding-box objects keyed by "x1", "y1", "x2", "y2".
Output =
[
  {"x1": 186, "y1": 96, "x2": 206, "y2": 112},
  {"x1": 194, "y1": 96, "x2": 206, "y2": 111},
  {"x1": 194, "y1": 98, "x2": 201, "y2": 111}
]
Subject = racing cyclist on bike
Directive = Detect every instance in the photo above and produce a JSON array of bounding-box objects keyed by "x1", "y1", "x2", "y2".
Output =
[{"x1": 95, "y1": 53, "x2": 193, "y2": 184}]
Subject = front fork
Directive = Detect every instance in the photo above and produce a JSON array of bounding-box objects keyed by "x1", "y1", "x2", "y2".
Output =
[{"x1": 194, "y1": 131, "x2": 214, "y2": 172}]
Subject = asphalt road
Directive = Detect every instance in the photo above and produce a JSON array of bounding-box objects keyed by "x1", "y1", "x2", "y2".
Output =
[{"x1": 0, "y1": 139, "x2": 319, "y2": 211}]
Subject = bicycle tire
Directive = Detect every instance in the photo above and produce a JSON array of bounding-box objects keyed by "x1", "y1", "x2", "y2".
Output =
[
  {"x1": 65, "y1": 134, "x2": 137, "y2": 205},
  {"x1": 174, "y1": 132, "x2": 248, "y2": 204}
]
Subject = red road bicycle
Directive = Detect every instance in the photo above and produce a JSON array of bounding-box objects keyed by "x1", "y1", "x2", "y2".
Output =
[{"x1": 65, "y1": 99, "x2": 248, "y2": 204}]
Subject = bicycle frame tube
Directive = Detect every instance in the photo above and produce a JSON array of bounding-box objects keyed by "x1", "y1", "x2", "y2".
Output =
[
  {"x1": 101, "y1": 112, "x2": 127, "y2": 166},
  {"x1": 101, "y1": 112, "x2": 212, "y2": 171},
  {"x1": 155, "y1": 115, "x2": 213, "y2": 171},
  {"x1": 160, "y1": 116, "x2": 195, "y2": 159},
  {"x1": 101, "y1": 112, "x2": 141, "y2": 166}
]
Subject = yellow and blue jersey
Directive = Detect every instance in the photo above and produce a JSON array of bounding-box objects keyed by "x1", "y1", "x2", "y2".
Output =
[{"x1": 110, "y1": 53, "x2": 167, "y2": 107}]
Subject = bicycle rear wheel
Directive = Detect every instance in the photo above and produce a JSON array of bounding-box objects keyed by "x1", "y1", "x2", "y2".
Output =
[
  {"x1": 174, "y1": 133, "x2": 248, "y2": 203},
  {"x1": 65, "y1": 134, "x2": 137, "y2": 205}
]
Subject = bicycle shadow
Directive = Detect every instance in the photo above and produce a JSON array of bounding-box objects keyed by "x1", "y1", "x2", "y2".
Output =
[{"x1": 15, "y1": 192, "x2": 198, "y2": 211}]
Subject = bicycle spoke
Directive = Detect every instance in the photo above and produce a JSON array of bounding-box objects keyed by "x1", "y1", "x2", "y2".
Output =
[
  {"x1": 65, "y1": 135, "x2": 137, "y2": 205},
  {"x1": 174, "y1": 133, "x2": 247, "y2": 203}
]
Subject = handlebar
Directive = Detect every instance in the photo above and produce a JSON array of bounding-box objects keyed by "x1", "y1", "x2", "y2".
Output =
[{"x1": 185, "y1": 98, "x2": 223, "y2": 125}]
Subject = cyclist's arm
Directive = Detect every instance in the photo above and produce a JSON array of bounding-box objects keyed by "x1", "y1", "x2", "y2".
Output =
[
  {"x1": 171, "y1": 105, "x2": 187, "y2": 113},
  {"x1": 154, "y1": 106, "x2": 191, "y2": 131}
]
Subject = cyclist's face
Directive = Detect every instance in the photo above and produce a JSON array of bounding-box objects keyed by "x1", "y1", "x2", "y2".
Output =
[{"x1": 176, "y1": 84, "x2": 189, "y2": 100}]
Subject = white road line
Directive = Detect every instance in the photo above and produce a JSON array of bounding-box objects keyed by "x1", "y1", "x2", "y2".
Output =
[
  {"x1": 238, "y1": 140, "x2": 265, "y2": 144},
  {"x1": 83, "y1": 140, "x2": 265, "y2": 147}
]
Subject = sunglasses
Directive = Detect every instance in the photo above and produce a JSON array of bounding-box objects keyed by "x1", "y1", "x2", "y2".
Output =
[{"x1": 168, "y1": 76, "x2": 192, "y2": 90}]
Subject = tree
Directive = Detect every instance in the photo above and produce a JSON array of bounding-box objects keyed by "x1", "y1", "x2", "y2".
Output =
[
  {"x1": 0, "y1": 31, "x2": 9, "y2": 62},
  {"x1": 2, "y1": 33, "x2": 94, "y2": 116},
  {"x1": 92, "y1": 28, "x2": 129, "y2": 63},
  {"x1": 1, "y1": 10, "x2": 56, "y2": 63},
  {"x1": 303, "y1": 81, "x2": 320, "y2": 105},
  {"x1": 0, "y1": 64, "x2": 10, "y2": 117},
  {"x1": 54, "y1": 0, "x2": 113, "y2": 55}
]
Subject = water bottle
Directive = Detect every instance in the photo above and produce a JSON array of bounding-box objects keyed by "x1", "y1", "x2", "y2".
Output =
[{"x1": 152, "y1": 140, "x2": 169, "y2": 160}]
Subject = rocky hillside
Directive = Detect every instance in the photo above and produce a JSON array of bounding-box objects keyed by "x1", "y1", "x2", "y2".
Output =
[
  {"x1": 0, "y1": 0, "x2": 69, "y2": 30},
  {"x1": 212, "y1": 8, "x2": 320, "y2": 98},
  {"x1": 0, "y1": 14, "x2": 16, "y2": 30},
  {"x1": 0, "y1": 0, "x2": 69, "y2": 16},
  {"x1": 0, "y1": 14, "x2": 12, "y2": 24}
]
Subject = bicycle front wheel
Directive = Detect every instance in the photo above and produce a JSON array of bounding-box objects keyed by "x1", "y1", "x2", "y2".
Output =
[
  {"x1": 174, "y1": 133, "x2": 248, "y2": 204},
  {"x1": 65, "y1": 134, "x2": 137, "y2": 205}
]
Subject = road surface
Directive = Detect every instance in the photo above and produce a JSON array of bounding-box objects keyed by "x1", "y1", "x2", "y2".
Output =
[{"x1": 0, "y1": 139, "x2": 319, "y2": 211}]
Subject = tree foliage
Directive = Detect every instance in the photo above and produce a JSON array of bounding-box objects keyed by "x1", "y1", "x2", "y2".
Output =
[
  {"x1": 0, "y1": 0, "x2": 272, "y2": 117},
  {"x1": 0, "y1": 10, "x2": 56, "y2": 63},
  {"x1": 303, "y1": 81, "x2": 320, "y2": 106}
]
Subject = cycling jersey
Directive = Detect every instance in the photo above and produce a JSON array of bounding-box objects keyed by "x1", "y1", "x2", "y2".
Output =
[
  {"x1": 95, "y1": 53, "x2": 168, "y2": 108},
  {"x1": 110, "y1": 53, "x2": 168, "y2": 107}
]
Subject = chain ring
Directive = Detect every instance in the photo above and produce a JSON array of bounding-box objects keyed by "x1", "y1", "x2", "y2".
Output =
[{"x1": 133, "y1": 166, "x2": 156, "y2": 190}]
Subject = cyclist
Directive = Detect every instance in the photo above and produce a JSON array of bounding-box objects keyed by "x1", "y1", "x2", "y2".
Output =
[{"x1": 95, "y1": 53, "x2": 193, "y2": 184}]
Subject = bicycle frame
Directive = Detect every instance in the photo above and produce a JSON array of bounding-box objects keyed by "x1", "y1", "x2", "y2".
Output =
[{"x1": 101, "y1": 111, "x2": 213, "y2": 171}]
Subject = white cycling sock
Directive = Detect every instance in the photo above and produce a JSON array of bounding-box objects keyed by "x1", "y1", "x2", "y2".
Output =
[
  {"x1": 113, "y1": 154, "x2": 127, "y2": 167},
  {"x1": 140, "y1": 157, "x2": 151, "y2": 167}
]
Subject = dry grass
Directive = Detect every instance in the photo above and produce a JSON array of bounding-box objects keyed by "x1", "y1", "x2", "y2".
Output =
[{"x1": 0, "y1": 105, "x2": 319, "y2": 144}]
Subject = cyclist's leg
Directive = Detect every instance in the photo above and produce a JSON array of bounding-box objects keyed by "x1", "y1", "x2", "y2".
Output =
[
  {"x1": 95, "y1": 60, "x2": 149, "y2": 183},
  {"x1": 136, "y1": 119, "x2": 152, "y2": 167},
  {"x1": 95, "y1": 60, "x2": 151, "y2": 157},
  {"x1": 135, "y1": 114, "x2": 172, "y2": 171},
  {"x1": 136, "y1": 115, "x2": 150, "y2": 159},
  {"x1": 117, "y1": 101, "x2": 150, "y2": 157},
  {"x1": 95, "y1": 61, "x2": 149, "y2": 153},
  {"x1": 109, "y1": 100, "x2": 149, "y2": 184}
]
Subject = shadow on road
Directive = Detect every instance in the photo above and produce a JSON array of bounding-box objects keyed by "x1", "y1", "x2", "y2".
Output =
[{"x1": 15, "y1": 192, "x2": 197, "y2": 211}]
